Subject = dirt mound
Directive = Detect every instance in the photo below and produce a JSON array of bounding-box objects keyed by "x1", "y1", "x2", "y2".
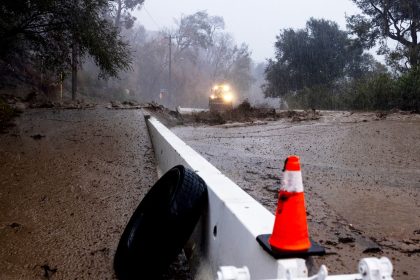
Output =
[
  {"x1": 146, "y1": 100, "x2": 323, "y2": 126},
  {"x1": 143, "y1": 102, "x2": 183, "y2": 127},
  {"x1": 106, "y1": 100, "x2": 144, "y2": 109},
  {"x1": 149, "y1": 100, "x2": 321, "y2": 126}
]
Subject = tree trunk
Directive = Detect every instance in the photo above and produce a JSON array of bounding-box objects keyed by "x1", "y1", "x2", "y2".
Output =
[
  {"x1": 115, "y1": 0, "x2": 122, "y2": 28},
  {"x1": 407, "y1": 44, "x2": 419, "y2": 69},
  {"x1": 71, "y1": 43, "x2": 78, "y2": 101}
]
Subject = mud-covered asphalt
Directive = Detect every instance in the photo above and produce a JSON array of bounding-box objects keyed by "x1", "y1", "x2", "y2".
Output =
[
  {"x1": 172, "y1": 111, "x2": 420, "y2": 280},
  {"x1": 0, "y1": 108, "x2": 157, "y2": 279}
]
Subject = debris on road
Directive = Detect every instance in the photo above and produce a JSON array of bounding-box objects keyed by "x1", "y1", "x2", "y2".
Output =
[
  {"x1": 30, "y1": 134, "x2": 45, "y2": 140},
  {"x1": 146, "y1": 100, "x2": 324, "y2": 127}
]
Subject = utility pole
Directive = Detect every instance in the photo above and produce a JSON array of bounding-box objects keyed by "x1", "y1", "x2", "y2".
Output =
[
  {"x1": 71, "y1": 0, "x2": 79, "y2": 101},
  {"x1": 71, "y1": 42, "x2": 78, "y2": 101},
  {"x1": 168, "y1": 35, "x2": 172, "y2": 98}
]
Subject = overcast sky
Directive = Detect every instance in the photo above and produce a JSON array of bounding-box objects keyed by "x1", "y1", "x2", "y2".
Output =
[{"x1": 135, "y1": 0, "x2": 362, "y2": 63}]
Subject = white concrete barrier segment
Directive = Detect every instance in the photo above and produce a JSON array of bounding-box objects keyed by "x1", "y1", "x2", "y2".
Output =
[
  {"x1": 177, "y1": 106, "x2": 209, "y2": 115},
  {"x1": 145, "y1": 116, "x2": 394, "y2": 280}
]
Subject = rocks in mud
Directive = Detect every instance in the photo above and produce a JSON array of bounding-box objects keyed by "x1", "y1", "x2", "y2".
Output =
[
  {"x1": 338, "y1": 236, "x2": 355, "y2": 244},
  {"x1": 31, "y1": 134, "x2": 45, "y2": 140},
  {"x1": 40, "y1": 264, "x2": 57, "y2": 279},
  {"x1": 375, "y1": 111, "x2": 388, "y2": 120},
  {"x1": 264, "y1": 185, "x2": 279, "y2": 193},
  {"x1": 245, "y1": 170, "x2": 259, "y2": 175},
  {"x1": 287, "y1": 109, "x2": 321, "y2": 122},
  {"x1": 262, "y1": 173, "x2": 279, "y2": 181},
  {"x1": 31, "y1": 101, "x2": 54, "y2": 108},
  {"x1": 14, "y1": 102, "x2": 27, "y2": 112},
  {"x1": 8, "y1": 222, "x2": 22, "y2": 229},
  {"x1": 363, "y1": 247, "x2": 383, "y2": 254},
  {"x1": 107, "y1": 100, "x2": 143, "y2": 109},
  {"x1": 90, "y1": 247, "x2": 110, "y2": 256},
  {"x1": 324, "y1": 240, "x2": 338, "y2": 246},
  {"x1": 61, "y1": 100, "x2": 96, "y2": 109},
  {"x1": 29, "y1": 100, "x2": 95, "y2": 109},
  {"x1": 110, "y1": 100, "x2": 122, "y2": 108},
  {"x1": 122, "y1": 100, "x2": 140, "y2": 107}
]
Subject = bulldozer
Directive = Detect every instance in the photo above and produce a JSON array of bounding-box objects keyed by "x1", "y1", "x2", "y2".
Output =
[{"x1": 209, "y1": 83, "x2": 234, "y2": 112}]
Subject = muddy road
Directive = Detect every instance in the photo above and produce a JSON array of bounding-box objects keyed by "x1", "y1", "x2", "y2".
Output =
[
  {"x1": 172, "y1": 111, "x2": 420, "y2": 279},
  {"x1": 0, "y1": 109, "x2": 157, "y2": 279},
  {"x1": 1, "y1": 108, "x2": 419, "y2": 279}
]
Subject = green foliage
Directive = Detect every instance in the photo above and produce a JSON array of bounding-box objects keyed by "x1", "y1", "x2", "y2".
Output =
[
  {"x1": 351, "y1": 73, "x2": 398, "y2": 110},
  {"x1": 0, "y1": 0, "x2": 131, "y2": 88},
  {"x1": 265, "y1": 16, "x2": 419, "y2": 112},
  {"x1": 263, "y1": 18, "x2": 373, "y2": 97},
  {"x1": 284, "y1": 86, "x2": 338, "y2": 110},
  {"x1": 347, "y1": 0, "x2": 420, "y2": 70},
  {"x1": 284, "y1": 71, "x2": 419, "y2": 112},
  {"x1": 397, "y1": 68, "x2": 420, "y2": 111}
]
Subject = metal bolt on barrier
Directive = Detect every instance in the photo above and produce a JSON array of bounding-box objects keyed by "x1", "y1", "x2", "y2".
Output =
[
  {"x1": 358, "y1": 257, "x2": 393, "y2": 280},
  {"x1": 216, "y1": 257, "x2": 393, "y2": 280}
]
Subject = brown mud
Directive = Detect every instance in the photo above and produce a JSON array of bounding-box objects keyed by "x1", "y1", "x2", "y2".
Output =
[
  {"x1": 171, "y1": 110, "x2": 420, "y2": 279},
  {"x1": 0, "y1": 108, "x2": 159, "y2": 279}
]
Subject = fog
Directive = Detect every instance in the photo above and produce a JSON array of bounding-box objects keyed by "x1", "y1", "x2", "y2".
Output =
[{"x1": 135, "y1": 0, "x2": 361, "y2": 62}]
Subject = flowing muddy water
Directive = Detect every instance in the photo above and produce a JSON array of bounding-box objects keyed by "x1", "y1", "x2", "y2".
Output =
[
  {"x1": 172, "y1": 111, "x2": 420, "y2": 280},
  {"x1": 0, "y1": 108, "x2": 159, "y2": 279}
]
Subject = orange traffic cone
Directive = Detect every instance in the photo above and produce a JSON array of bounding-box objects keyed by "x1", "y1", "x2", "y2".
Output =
[{"x1": 269, "y1": 155, "x2": 311, "y2": 251}]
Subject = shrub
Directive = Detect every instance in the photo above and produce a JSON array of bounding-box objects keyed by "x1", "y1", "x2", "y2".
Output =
[{"x1": 397, "y1": 68, "x2": 420, "y2": 112}]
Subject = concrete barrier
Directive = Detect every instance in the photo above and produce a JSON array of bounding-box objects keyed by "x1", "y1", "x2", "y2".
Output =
[{"x1": 146, "y1": 115, "x2": 279, "y2": 279}]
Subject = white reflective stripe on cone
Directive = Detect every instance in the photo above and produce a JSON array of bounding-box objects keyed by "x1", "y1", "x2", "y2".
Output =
[{"x1": 281, "y1": 171, "x2": 304, "y2": 192}]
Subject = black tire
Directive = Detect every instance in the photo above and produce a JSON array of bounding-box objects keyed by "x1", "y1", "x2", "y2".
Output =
[{"x1": 114, "y1": 165, "x2": 208, "y2": 280}]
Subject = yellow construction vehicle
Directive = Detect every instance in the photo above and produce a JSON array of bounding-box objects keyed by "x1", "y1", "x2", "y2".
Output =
[{"x1": 209, "y1": 83, "x2": 234, "y2": 112}]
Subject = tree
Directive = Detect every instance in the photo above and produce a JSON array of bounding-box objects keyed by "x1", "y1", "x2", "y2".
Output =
[
  {"x1": 174, "y1": 11, "x2": 224, "y2": 58},
  {"x1": 347, "y1": 0, "x2": 420, "y2": 70},
  {"x1": 111, "y1": 0, "x2": 145, "y2": 29},
  {"x1": 0, "y1": 0, "x2": 131, "y2": 99},
  {"x1": 206, "y1": 34, "x2": 254, "y2": 91},
  {"x1": 163, "y1": 11, "x2": 253, "y2": 106},
  {"x1": 263, "y1": 18, "x2": 364, "y2": 97}
]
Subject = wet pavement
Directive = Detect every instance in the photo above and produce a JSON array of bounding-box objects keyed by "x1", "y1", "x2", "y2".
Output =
[
  {"x1": 0, "y1": 108, "x2": 157, "y2": 279},
  {"x1": 172, "y1": 111, "x2": 420, "y2": 280}
]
